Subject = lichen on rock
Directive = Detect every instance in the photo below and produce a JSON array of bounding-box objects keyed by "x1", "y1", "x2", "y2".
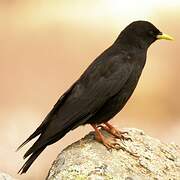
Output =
[{"x1": 46, "y1": 128, "x2": 180, "y2": 180}]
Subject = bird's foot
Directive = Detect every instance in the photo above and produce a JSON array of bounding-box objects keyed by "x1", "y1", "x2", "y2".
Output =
[
  {"x1": 95, "y1": 131, "x2": 138, "y2": 157},
  {"x1": 111, "y1": 129, "x2": 132, "y2": 142},
  {"x1": 99, "y1": 122, "x2": 132, "y2": 142},
  {"x1": 91, "y1": 123, "x2": 138, "y2": 157},
  {"x1": 95, "y1": 134, "x2": 120, "y2": 150},
  {"x1": 92, "y1": 124, "x2": 120, "y2": 150}
]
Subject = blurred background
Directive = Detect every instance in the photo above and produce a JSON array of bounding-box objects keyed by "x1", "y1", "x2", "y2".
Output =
[{"x1": 0, "y1": 0, "x2": 180, "y2": 179}]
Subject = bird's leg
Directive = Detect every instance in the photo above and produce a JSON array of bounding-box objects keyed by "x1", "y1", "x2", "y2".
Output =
[
  {"x1": 91, "y1": 124, "x2": 138, "y2": 157},
  {"x1": 91, "y1": 124, "x2": 121, "y2": 150},
  {"x1": 97, "y1": 123, "x2": 127, "y2": 135},
  {"x1": 97, "y1": 124, "x2": 110, "y2": 131},
  {"x1": 102, "y1": 122, "x2": 132, "y2": 141}
]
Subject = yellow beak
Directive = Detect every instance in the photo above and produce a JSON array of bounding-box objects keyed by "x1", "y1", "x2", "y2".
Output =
[{"x1": 156, "y1": 33, "x2": 174, "y2": 40}]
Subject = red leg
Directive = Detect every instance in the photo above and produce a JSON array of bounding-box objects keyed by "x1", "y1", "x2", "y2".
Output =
[
  {"x1": 102, "y1": 122, "x2": 132, "y2": 141},
  {"x1": 91, "y1": 124, "x2": 120, "y2": 150},
  {"x1": 91, "y1": 124, "x2": 138, "y2": 157}
]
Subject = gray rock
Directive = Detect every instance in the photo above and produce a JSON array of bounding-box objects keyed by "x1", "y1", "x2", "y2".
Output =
[
  {"x1": 46, "y1": 128, "x2": 180, "y2": 180},
  {"x1": 0, "y1": 171, "x2": 17, "y2": 180}
]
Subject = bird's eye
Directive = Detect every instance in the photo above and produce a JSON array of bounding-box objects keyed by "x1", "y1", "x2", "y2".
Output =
[{"x1": 149, "y1": 30, "x2": 154, "y2": 36}]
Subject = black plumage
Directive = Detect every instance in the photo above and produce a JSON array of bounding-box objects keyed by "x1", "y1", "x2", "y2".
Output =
[{"x1": 17, "y1": 21, "x2": 173, "y2": 174}]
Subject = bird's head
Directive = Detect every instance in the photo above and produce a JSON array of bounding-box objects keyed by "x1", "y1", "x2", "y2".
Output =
[{"x1": 117, "y1": 21, "x2": 173, "y2": 49}]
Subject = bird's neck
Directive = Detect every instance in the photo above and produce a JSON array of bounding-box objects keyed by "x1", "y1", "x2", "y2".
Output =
[
  {"x1": 114, "y1": 34, "x2": 149, "y2": 51},
  {"x1": 113, "y1": 39, "x2": 148, "y2": 56},
  {"x1": 110, "y1": 41, "x2": 147, "y2": 68}
]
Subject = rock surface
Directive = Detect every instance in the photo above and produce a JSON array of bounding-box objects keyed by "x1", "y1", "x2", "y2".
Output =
[
  {"x1": 46, "y1": 128, "x2": 180, "y2": 180},
  {"x1": 0, "y1": 171, "x2": 17, "y2": 180}
]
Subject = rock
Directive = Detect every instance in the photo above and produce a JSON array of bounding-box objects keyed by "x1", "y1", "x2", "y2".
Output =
[
  {"x1": 46, "y1": 128, "x2": 180, "y2": 180},
  {"x1": 0, "y1": 171, "x2": 17, "y2": 180}
]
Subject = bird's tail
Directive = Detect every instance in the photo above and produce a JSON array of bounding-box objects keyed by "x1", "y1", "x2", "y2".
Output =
[
  {"x1": 17, "y1": 123, "x2": 76, "y2": 174},
  {"x1": 18, "y1": 146, "x2": 45, "y2": 174},
  {"x1": 16, "y1": 128, "x2": 42, "y2": 152}
]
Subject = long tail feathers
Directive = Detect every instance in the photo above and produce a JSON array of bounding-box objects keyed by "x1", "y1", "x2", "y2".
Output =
[
  {"x1": 17, "y1": 112, "x2": 90, "y2": 173},
  {"x1": 17, "y1": 127, "x2": 72, "y2": 174},
  {"x1": 23, "y1": 136, "x2": 42, "y2": 159},
  {"x1": 18, "y1": 146, "x2": 45, "y2": 174},
  {"x1": 16, "y1": 129, "x2": 42, "y2": 152}
]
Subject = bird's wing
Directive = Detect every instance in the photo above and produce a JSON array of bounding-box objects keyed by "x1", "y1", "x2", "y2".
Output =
[{"x1": 24, "y1": 55, "x2": 134, "y2": 156}]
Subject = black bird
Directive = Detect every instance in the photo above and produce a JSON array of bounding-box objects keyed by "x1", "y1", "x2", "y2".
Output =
[{"x1": 17, "y1": 21, "x2": 173, "y2": 174}]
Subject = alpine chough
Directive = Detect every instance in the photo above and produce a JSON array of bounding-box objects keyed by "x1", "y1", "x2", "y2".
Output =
[{"x1": 17, "y1": 20, "x2": 173, "y2": 174}]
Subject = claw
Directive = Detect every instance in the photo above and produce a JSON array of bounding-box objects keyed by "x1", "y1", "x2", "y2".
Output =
[
  {"x1": 104, "y1": 140, "x2": 138, "y2": 157},
  {"x1": 91, "y1": 123, "x2": 138, "y2": 157},
  {"x1": 102, "y1": 139, "x2": 121, "y2": 150},
  {"x1": 120, "y1": 131, "x2": 129, "y2": 135},
  {"x1": 121, "y1": 134, "x2": 133, "y2": 142}
]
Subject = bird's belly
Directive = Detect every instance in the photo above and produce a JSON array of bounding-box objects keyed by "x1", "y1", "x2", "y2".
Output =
[
  {"x1": 88, "y1": 90, "x2": 133, "y2": 124},
  {"x1": 87, "y1": 70, "x2": 141, "y2": 125}
]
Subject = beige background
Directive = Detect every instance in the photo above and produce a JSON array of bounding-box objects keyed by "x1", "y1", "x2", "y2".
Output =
[{"x1": 0, "y1": 1, "x2": 180, "y2": 179}]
